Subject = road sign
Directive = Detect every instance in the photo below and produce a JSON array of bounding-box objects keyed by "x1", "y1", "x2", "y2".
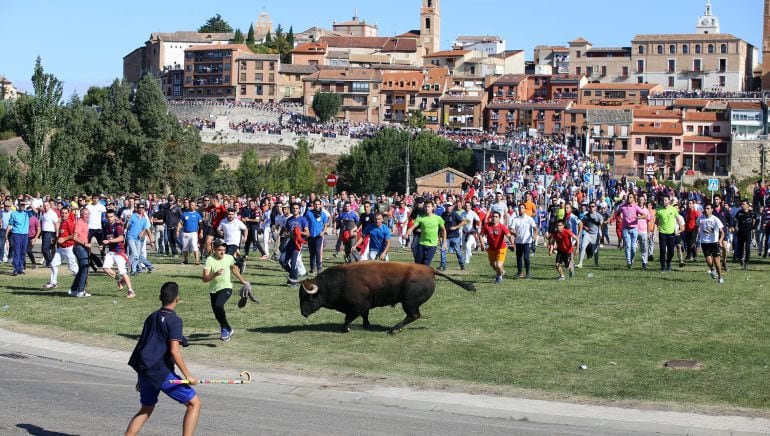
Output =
[
  {"x1": 645, "y1": 164, "x2": 656, "y2": 175},
  {"x1": 326, "y1": 174, "x2": 338, "y2": 187},
  {"x1": 708, "y1": 178, "x2": 719, "y2": 192},
  {"x1": 583, "y1": 172, "x2": 592, "y2": 184}
]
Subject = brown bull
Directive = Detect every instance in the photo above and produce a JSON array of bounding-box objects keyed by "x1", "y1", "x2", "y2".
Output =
[{"x1": 299, "y1": 262, "x2": 476, "y2": 333}]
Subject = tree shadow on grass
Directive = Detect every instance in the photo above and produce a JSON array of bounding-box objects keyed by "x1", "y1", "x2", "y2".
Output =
[
  {"x1": 16, "y1": 423, "x2": 78, "y2": 436},
  {"x1": 8, "y1": 289, "x2": 73, "y2": 298},
  {"x1": 117, "y1": 332, "x2": 219, "y2": 347}
]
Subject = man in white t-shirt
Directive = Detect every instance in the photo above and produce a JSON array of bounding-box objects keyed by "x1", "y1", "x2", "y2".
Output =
[
  {"x1": 85, "y1": 195, "x2": 107, "y2": 270},
  {"x1": 39, "y1": 201, "x2": 59, "y2": 267},
  {"x1": 460, "y1": 201, "x2": 480, "y2": 266},
  {"x1": 697, "y1": 203, "x2": 725, "y2": 284},
  {"x1": 218, "y1": 208, "x2": 247, "y2": 254},
  {"x1": 510, "y1": 203, "x2": 537, "y2": 278}
]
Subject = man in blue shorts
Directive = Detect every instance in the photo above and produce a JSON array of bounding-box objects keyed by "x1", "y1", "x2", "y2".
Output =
[{"x1": 126, "y1": 282, "x2": 201, "y2": 436}]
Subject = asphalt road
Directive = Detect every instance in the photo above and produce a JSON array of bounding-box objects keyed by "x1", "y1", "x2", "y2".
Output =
[{"x1": 0, "y1": 353, "x2": 664, "y2": 436}]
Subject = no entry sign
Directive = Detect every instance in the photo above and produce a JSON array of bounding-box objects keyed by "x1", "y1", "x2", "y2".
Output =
[{"x1": 326, "y1": 174, "x2": 338, "y2": 187}]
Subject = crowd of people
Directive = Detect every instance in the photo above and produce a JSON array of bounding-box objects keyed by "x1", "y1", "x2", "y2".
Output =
[{"x1": 650, "y1": 90, "x2": 770, "y2": 100}]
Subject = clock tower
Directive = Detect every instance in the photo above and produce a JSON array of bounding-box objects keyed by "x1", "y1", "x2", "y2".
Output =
[
  {"x1": 420, "y1": 0, "x2": 440, "y2": 56},
  {"x1": 695, "y1": 0, "x2": 720, "y2": 34}
]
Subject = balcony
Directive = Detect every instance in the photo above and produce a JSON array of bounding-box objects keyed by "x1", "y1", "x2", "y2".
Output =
[
  {"x1": 448, "y1": 108, "x2": 475, "y2": 116},
  {"x1": 681, "y1": 67, "x2": 703, "y2": 74}
]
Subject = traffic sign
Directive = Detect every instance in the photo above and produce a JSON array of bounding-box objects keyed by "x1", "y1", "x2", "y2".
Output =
[
  {"x1": 583, "y1": 172, "x2": 592, "y2": 183},
  {"x1": 326, "y1": 174, "x2": 338, "y2": 187},
  {"x1": 708, "y1": 178, "x2": 719, "y2": 192},
  {"x1": 645, "y1": 164, "x2": 656, "y2": 175}
]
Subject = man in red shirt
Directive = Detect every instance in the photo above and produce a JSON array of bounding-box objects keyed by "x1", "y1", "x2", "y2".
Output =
[
  {"x1": 683, "y1": 200, "x2": 701, "y2": 261},
  {"x1": 204, "y1": 197, "x2": 227, "y2": 257},
  {"x1": 102, "y1": 209, "x2": 135, "y2": 299},
  {"x1": 548, "y1": 219, "x2": 578, "y2": 280},
  {"x1": 481, "y1": 211, "x2": 514, "y2": 284},
  {"x1": 46, "y1": 206, "x2": 79, "y2": 289}
]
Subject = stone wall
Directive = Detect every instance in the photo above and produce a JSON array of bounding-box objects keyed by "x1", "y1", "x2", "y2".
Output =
[
  {"x1": 731, "y1": 139, "x2": 767, "y2": 181},
  {"x1": 199, "y1": 129, "x2": 360, "y2": 155},
  {"x1": 168, "y1": 105, "x2": 283, "y2": 124}
]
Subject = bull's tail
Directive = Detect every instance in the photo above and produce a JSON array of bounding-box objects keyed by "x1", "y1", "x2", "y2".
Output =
[{"x1": 433, "y1": 270, "x2": 476, "y2": 292}]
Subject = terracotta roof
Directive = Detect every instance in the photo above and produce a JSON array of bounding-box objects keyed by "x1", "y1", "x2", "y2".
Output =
[
  {"x1": 728, "y1": 102, "x2": 762, "y2": 110},
  {"x1": 417, "y1": 67, "x2": 449, "y2": 95},
  {"x1": 582, "y1": 83, "x2": 660, "y2": 91},
  {"x1": 569, "y1": 37, "x2": 590, "y2": 44},
  {"x1": 381, "y1": 71, "x2": 424, "y2": 91},
  {"x1": 148, "y1": 31, "x2": 233, "y2": 43},
  {"x1": 683, "y1": 135, "x2": 726, "y2": 142},
  {"x1": 186, "y1": 43, "x2": 250, "y2": 52},
  {"x1": 632, "y1": 33, "x2": 741, "y2": 42},
  {"x1": 672, "y1": 99, "x2": 711, "y2": 108},
  {"x1": 492, "y1": 74, "x2": 529, "y2": 85},
  {"x1": 304, "y1": 68, "x2": 382, "y2": 82},
  {"x1": 633, "y1": 108, "x2": 681, "y2": 119},
  {"x1": 381, "y1": 37, "x2": 418, "y2": 52},
  {"x1": 683, "y1": 111, "x2": 724, "y2": 122},
  {"x1": 237, "y1": 53, "x2": 279, "y2": 61},
  {"x1": 632, "y1": 121, "x2": 683, "y2": 135},
  {"x1": 291, "y1": 42, "x2": 328, "y2": 54},
  {"x1": 279, "y1": 64, "x2": 319, "y2": 75},
  {"x1": 423, "y1": 49, "x2": 471, "y2": 58}
]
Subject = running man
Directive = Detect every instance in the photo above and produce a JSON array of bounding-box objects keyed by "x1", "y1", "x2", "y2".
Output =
[
  {"x1": 549, "y1": 219, "x2": 578, "y2": 280},
  {"x1": 481, "y1": 210, "x2": 514, "y2": 284},
  {"x1": 698, "y1": 203, "x2": 726, "y2": 284},
  {"x1": 126, "y1": 282, "x2": 201, "y2": 436},
  {"x1": 202, "y1": 239, "x2": 251, "y2": 341},
  {"x1": 101, "y1": 209, "x2": 135, "y2": 298}
]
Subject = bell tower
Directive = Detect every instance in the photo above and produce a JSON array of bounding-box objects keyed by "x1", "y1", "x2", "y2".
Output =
[{"x1": 420, "y1": 0, "x2": 440, "y2": 56}]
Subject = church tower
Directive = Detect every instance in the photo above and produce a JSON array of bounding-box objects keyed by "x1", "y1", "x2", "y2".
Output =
[
  {"x1": 420, "y1": 0, "x2": 440, "y2": 55},
  {"x1": 695, "y1": 0, "x2": 720, "y2": 34}
]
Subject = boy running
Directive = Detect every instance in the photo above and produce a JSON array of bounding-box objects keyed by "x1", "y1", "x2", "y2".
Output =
[{"x1": 548, "y1": 219, "x2": 578, "y2": 280}]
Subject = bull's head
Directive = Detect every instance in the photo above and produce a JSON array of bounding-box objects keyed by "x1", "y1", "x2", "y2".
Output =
[{"x1": 299, "y1": 279, "x2": 322, "y2": 317}]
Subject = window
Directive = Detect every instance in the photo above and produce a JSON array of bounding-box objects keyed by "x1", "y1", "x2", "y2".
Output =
[
  {"x1": 240, "y1": 73, "x2": 246, "y2": 81},
  {"x1": 719, "y1": 59, "x2": 726, "y2": 72},
  {"x1": 668, "y1": 76, "x2": 675, "y2": 87},
  {"x1": 708, "y1": 44, "x2": 714, "y2": 54},
  {"x1": 425, "y1": 18, "x2": 431, "y2": 30},
  {"x1": 686, "y1": 125, "x2": 694, "y2": 132},
  {"x1": 255, "y1": 73, "x2": 263, "y2": 81},
  {"x1": 720, "y1": 44, "x2": 727, "y2": 54},
  {"x1": 576, "y1": 66, "x2": 582, "y2": 75},
  {"x1": 256, "y1": 85, "x2": 263, "y2": 95},
  {"x1": 657, "y1": 45, "x2": 663, "y2": 54},
  {"x1": 240, "y1": 86, "x2": 246, "y2": 94},
  {"x1": 635, "y1": 137, "x2": 642, "y2": 145},
  {"x1": 638, "y1": 45, "x2": 644, "y2": 54},
  {"x1": 695, "y1": 44, "x2": 701, "y2": 54},
  {"x1": 587, "y1": 66, "x2": 593, "y2": 77},
  {"x1": 719, "y1": 76, "x2": 726, "y2": 87},
  {"x1": 583, "y1": 90, "x2": 591, "y2": 96},
  {"x1": 637, "y1": 76, "x2": 644, "y2": 84},
  {"x1": 669, "y1": 45, "x2": 676, "y2": 54},
  {"x1": 601, "y1": 66, "x2": 607, "y2": 76},
  {"x1": 694, "y1": 59, "x2": 702, "y2": 72},
  {"x1": 352, "y1": 82, "x2": 370, "y2": 92},
  {"x1": 621, "y1": 66, "x2": 629, "y2": 77},
  {"x1": 594, "y1": 90, "x2": 602, "y2": 96},
  {"x1": 667, "y1": 59, "x2": 675, "y2": 73},
  {"x1": 713, "y1": 126, "x2": 721, "y2": 133},
  {"x1": 636, "y1": 59, "x2": 644, "y2": 73},
  {"x1": 433, "y1": 84, "x2": 440, "y2": 91},
  {"x1": 254, "y1": 61, "x2": 264, "y2": 69},
  {"x1": 682, "y1": 44, "x2": 689, "y2": 54}
]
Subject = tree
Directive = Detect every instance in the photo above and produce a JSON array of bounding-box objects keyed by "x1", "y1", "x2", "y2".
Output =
[
  {"x1": 284, "y1": 140, "x2": 316, "y2": 194},
  {"x1": 407, "y1": 110, "x2": 427, "y2": 129},
  {"x1": 198, "y1": 14, "x2": 233, "y2": 33},
  {"x1": 312, "y1": 92, "x2": 341, "y2": 123},
  {"x1": 233, "y1": 28, "x2": 244, "y2": 43},
  {"x1": 82, "y1": 86, "x2": 109, "y2": 107},
  {"x1": 11, "y1": 57, "x2": 63, "y2": 191},
  {"x1": 47, "y1": 94, "x2": 98, "y2": 195},
  {"x1": 246, "y1": 24, "x2": 255, "y2": 44},
  {"x1": 335, "y1": 128, "x2": 473, "y2": 194}
]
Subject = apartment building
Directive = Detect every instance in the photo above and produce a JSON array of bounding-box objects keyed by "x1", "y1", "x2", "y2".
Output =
[
  {"x1": 568, "y1": 38, "x2": 633, "y2": 84},
  {"x1": 236, "y1": 53, "x2": 280, "y2": 103},
  {"x1": 682, "y1": 110, "x2": 731, "y2": 176},
  {"x1": 441, "y1": 75, "x2": 487, "y2": 130},
  {"x1": 182, "y1": 44, "x2": 250, "y2": 100},
  {"x1": 629, "y1": 108, "x2": 685, "y2": 178},
  {"x1": 416, "y1": 67, "x2": 449, "y2": 131},
  {"x1": 303, "y1": 68, "x2": 383, "y2": 123},
  {"x1": 124, "y1": 31, "x2": 234, "y2": 85},
  {"x1": 319, "y1": 36, "x2": 420, "y2": 66},
  {"x1": 291, "y1": 42, "x2": 328, "y2": 65},
  {"x1": 631, "y1": 33, "x2": 756, "y2": 91},
  {"x1": 578, "y1": 83, "x2": 662, "y2": 106},
  {"x1": 381, "y1": 70, "x2": 423, "y2": 124},
  {"x1": 533, "y1": 45, "x2": 570, "y2": 75},
  {"x1": 454, "y1": 35, "x2": 506, "y2": 55},
  {"x1": 728, "y1": 101, "x2": 764, "y2": 139},
  {"x1": 277, "y1": 64, "x2": 319, "y2": 102}
]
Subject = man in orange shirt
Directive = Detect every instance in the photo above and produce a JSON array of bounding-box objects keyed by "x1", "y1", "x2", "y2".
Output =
[
  {"x1": 481, "y1": 211, "x2": 514, "y2": 284},
  {"x1": 66, "y1": 207, "x2": 92, "y2": 297},
  {"x1": 522, "y1": 192, "x2": 537, "y2": 218}
]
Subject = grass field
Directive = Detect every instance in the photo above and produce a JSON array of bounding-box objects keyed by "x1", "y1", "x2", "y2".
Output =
[{"x1": 1, "y1": 242, "x2": 769, "y2": 414}]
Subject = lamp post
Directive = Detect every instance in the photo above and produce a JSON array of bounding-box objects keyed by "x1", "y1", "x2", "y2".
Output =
[
  {"x1": 581, "y1": 123, "x2": 588, "y2": 156},
  {"x1": 610, "y1": 133, "x2": 617, "y2": 175}
]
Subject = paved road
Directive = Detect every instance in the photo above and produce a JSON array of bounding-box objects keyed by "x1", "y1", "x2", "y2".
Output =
[{"x1": 0, "y1": 353, "x2": 663, "y2": 436}]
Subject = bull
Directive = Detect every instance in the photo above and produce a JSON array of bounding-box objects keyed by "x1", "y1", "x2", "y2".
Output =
[{"x1": 299, "y1": 262, "x2": 476, "y2": 334}]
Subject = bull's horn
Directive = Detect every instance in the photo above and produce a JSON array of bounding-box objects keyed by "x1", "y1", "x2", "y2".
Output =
[{"x1": 302, "y1": 283, "x2": 319, "y2": 295}]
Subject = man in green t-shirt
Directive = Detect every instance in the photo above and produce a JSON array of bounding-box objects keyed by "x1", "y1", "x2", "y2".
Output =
[
  {"x1": 655, "y1": 196, "x2": 679, "y2": 272},
  {"x1": 405, "y1": 200, "x2": 446, "y2": 266},
  {"x1": 202, "y1": 240, "x2": 250, "y2": 341}
]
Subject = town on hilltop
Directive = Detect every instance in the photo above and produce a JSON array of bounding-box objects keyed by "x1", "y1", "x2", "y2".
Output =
[{"x1": 117, "y1": 1, "x2": 770, "y2": 180}]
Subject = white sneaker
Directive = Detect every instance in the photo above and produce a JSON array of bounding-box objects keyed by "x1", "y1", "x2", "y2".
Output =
[
  {"x1": 74, "y1": 291, "x2": 91, "y2": 298},
  {"x1": 718, "y1": 277, "x2": 724, "y2": 284},
  {"x1": 709, "y1": 270, "x2": 717, "y2": 279},
  {"x1": 44, "y1": 283, "x2": 57, "y2": 289},
  {"x1": 576, "y1": 263, "x2": 583, "y2": 269}
]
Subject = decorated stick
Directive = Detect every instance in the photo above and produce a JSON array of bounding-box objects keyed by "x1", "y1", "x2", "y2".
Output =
[{"x1": 169, "y1": 371, "x2": 252, "y2": 385}]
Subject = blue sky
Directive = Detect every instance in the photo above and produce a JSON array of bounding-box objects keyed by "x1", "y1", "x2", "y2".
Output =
[{"x1": 2, "y1": 0, "x2": 762, "y2": 97}]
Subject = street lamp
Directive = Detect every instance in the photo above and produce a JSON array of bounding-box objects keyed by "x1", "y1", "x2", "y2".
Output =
[
  {"x1": 581, "y1": 123, "x2": 588, "y2": 156},
  {"x1": 610, "y1": 133, "x2": 617, "y2": 175}
]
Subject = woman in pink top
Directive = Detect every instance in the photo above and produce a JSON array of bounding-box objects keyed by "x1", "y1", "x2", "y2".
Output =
[{"x1": 615, "y1": 193, "x2": 647, "y2": 268}]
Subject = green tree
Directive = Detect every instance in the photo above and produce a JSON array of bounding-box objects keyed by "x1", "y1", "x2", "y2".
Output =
[
  {"x1": 312, "y1": 92, "x2": 341, "y2": 123},
  {"x1": 0, "y1": 154, "x2": 22, "y2": 193},
  {"x1": 47, "y1": 94, "x2": 98, "y2": 195},
  {"x1": 233, "y1": 28, "x2": 244, "y2": 43},
  {"x1": 246, "y1": 24, "x2": 255, "y2": 44},
  {"x1": 407, "y1": 110, "x2": 427, "y2": 129},
  {"x1": 198, "y1": 14, "x2": 233, "y2": 33},
  {"x1": 284, "y1": 140, "x2": 316, "y2": 194},
  {"x1": 82, "y1": 86, "x2": 109, "y2": 107},
  {"x1": 236, "y1": 148, "x2": 263, "y2": 196},
  {"x1": 11, "y1": 57, "x2": 63, "y2": 191},
  {"x1": 133, "y1": 73, "x2": 176, "y2": 193}
]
